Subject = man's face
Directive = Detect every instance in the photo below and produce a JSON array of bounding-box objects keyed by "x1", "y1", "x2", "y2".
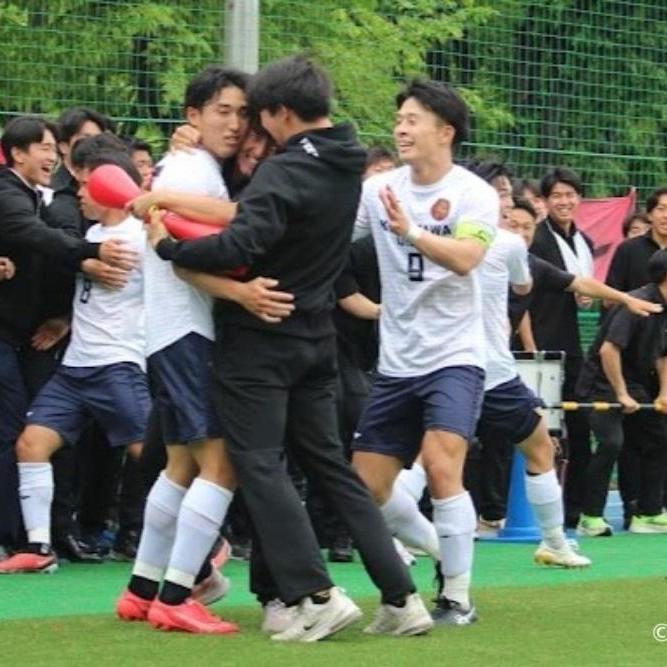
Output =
[
  {"x1": 237, "y1": 130, "x2": 273, "y2": 178},
  {"x1": 60, "y1": 120, "x2": 103, "y2": 162},
  {"x1": 626, "y1": 219, "x2": 650, "y2": 239},
  {"x1": 521, "y1": 188, "x2": 547, "y2": 221},
  {"x1": 131, "y1": 149, "x2": 154, "y2": 189},
  {"x1": 545, "y1": 181, "x2": 581, "y2": 225},
  {"x1": 76, "y1": 167, "x2": 105, "y2": 220},
  {"x1": 649, "y1": 195, "x2": 667, "y2": 238},
  {"x1": 12, "y1": 129, "x2": 58, "y2": 187},
  {"x1": 508, "y1": 207, "x2": 537, "y2": 247},
  {"x1": 364, "y1": 158, "x2": 396, "y2": 180},
  {"x1": 187, "y1": 85, "x2": 249, "y2": 159},
  {"x1": 394, "y1": 97, "x2": 454, "y2": 165},
  {"x1": 492, "y1": 175, "x2": 514, "y2": 225}
]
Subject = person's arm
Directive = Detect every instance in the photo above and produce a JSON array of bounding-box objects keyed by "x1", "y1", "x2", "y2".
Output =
[
  {"x1": 154, "y1": 160, "x2": 296, "y2": 272},
  {"x1": 129, "y1": 189, "x2": 238, "y2": 225},
  {"x1": 517, "y1": 311, "x2": 538, "y2": 352},
  {"x1": 656, "y1": 357, "x2": 667, "y2": 412},
  {"x1": 567, "y1": 275, "x2": 662, "y2": 317},
  {"x1": 173, "y1": 267, "x2": 294, "y2": 324},
  {"x1": 379, "y1": 185, "x2": 496, "y2": 275},
  {"x1": 338, "y1": 293, "x2": 381, "y2": 320},
  {"x1": 599, "y1": 340, "x2": 639, "y2": 413}
]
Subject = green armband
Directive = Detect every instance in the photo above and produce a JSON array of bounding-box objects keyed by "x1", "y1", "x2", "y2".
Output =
[{"x1": 454, "y1": 218, "x2": 495, "y2": 248}]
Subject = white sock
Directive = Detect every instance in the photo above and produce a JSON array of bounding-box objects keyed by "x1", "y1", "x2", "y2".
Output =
[
  {"x1": 381, "y1": 484, "x2": 440, "y2": 560},
  {"x1": 432, "y1": 491, "x2": 476, "y2": 609},
  {"x1": 396, "y1": 462, "x2": 427, "y2": 503},
  {"x1": 164, "y1": 478, "x2": 233, "y2": 590},
  {"x1": 525, "y1": 469, "x2": 566, "y2": 549},
  {"x1": 133, "y1": 472, "x2": 187, "y2": 582},
  {"x1": 18, "y1": 462, "x2": 53, "y2": 546}
]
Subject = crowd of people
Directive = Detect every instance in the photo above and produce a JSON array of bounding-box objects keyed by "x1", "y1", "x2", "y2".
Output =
[{"x1": 1, "y1": 54, "x2": 667, "y2": 641}]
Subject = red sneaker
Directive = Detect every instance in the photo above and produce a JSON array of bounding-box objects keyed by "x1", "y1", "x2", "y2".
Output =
[
  {"x1": 0, "y1": 550, "x2": 57, "y2": 574},
  {"x1": 147, "y1": 598, "x2": 239, "y2": 634},
  {"x1": 116, "y1": 589, "x2": 153, "y2": 621}
]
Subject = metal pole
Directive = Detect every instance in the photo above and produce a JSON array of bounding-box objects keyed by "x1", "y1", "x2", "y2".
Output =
[{"x1": 224, "y1": 0, "x2": 260, "y2": 74}]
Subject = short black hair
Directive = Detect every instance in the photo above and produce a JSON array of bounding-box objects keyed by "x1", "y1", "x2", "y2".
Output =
[
  {"x1": 513, "y1": 177, "x2": 541, "y2": 200},
  {"x1": 77, "y1": 150, "x2": 142, "y2": 188},
  {"x1": 128, "y1": 138, "x2": 153, "y2": 156},
  {"x1": 0, "y1": 116, "x2": 58, "y2": 167},
  {"x1": 248, "y1": 55, "x2": 332, "y2": 121},
  {"x1": 646, "y1": 187, "x2": 667, "y2": 214},
  {"x1": 396, "y1": 79, "x2": 470, "y2": 147},
  {"x1": 70, "y1": 134, "x2": 130, "y2": 171},
  {"x1": 513, "y1": 197, "x2": 537, "y2": 220},
  {"x1": 622, "y1": 212, "x2": 650, "y2": 237},
  {"x1": 366, "y1": 145, "x2": 396, "y2": 170},
  {"x1": 648, "y1": 249, "x2": 667, "y2": 284},
  {"x1": 185, "y1": 65, "x2": 250, "y2": 110},
  {"x1": 57, "y1": 107, "x2": 113, "y2": 145},
  {"x1": 465, "y1": 158, "x2": 512, "y2": 184},
  {"x1": 540, "y1": 167, "x2": 583, "y2": 198}
]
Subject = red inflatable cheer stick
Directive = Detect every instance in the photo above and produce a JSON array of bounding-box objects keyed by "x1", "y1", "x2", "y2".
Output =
[{"x1": 88, "y1": 164, "x2": 141, "y2": 209}]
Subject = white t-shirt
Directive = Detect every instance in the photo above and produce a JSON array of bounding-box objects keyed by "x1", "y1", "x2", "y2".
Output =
[
  {"x1": 64, "y1": 216, "x2": 147, "y2": 370},
  {"x1": 478, "y1": 227, "x2": 532, "y2": 390},
  {"x1": 144, "y1": 148, "x2": 228, "y2": 356},
  {"x1": 355, "y1": 164, "x2": 499, "y2": 378}
]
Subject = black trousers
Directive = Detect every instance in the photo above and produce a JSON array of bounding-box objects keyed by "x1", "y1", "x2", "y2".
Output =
[
  {"x1": 585, "y1": 409, "x2": 667, "y2": 517},
  {"x1": 213, "y1": 326, "x2": 413, "y2": 605}
]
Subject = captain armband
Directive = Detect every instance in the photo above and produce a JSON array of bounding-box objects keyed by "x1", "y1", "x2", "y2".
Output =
[{"x1": 453, "y1": 218, "x2": 496, "y2": 249}]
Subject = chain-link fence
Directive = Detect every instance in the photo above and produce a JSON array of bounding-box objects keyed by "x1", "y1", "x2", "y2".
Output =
[{"x1": 2, "y1": 1, "x2": 666, "y2": 198}]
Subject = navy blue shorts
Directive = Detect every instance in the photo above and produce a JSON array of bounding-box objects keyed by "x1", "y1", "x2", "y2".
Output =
[
  {"x1": 476, "y1": 376, "x2": 544, "y2": 444},
  {"x1": 352, "y1": 365, "x2": 485, "y2": 466},
  {"x1": 148, "y1": 333, "x2": 221, "y2": 445},
  {"x1": 27, "y1": 362, "x2": 150, "y2": 448}
]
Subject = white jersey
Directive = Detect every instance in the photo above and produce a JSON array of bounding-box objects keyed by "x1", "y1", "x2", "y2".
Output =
[
  {"x1": 64, "y1": 216, "x2": 146, "y2": 370},
  {"x1": 355, "y1": 164, "x2": 499, "y2": 377},
  {"x1": 144, "y1": 148, "x2": 228, "y2": 356},
  {"x1": 478, "y1": 228, "x2": 532, "y2": 390}
]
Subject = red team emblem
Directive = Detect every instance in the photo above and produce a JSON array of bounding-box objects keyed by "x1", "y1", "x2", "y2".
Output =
[{"x1": 430, "y1": 198, "x2": 450, "y2": 221}]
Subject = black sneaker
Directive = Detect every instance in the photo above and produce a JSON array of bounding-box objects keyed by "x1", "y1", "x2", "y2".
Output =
[
  {"x1": 53, "y1": 534, "x2": 105, "y2": 564},
  {"x1": 328, "y1": 534, "x2": 354, "y2": 563},
  {"x1": 431, "y1": 596, "x2": 478, "y2": 626},
  {"x1": 110, "y1": 530, "x2": 139, "y2": 562}
]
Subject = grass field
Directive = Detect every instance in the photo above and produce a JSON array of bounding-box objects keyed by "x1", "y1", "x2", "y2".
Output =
[{"x1": 1, "y1": 534, "x2": 666, "y2": 666}]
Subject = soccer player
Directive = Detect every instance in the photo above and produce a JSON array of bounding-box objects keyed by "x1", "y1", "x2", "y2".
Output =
[
  {"x1": 116, "y1": 65, "x2": 250, "y2": 635},
  {"x1": 151, "y1": 55, "x2": 430, "y2": 642},
  {"x1": 351, "y1": 79, "x2": 498, "y2": 625},
  {"x1": 0, "y1": 152, "x2": 149, "y2": 574}
]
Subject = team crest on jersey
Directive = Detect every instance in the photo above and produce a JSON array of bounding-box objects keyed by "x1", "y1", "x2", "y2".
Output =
[{"x1": 430, "y1": 198, "x2": 450, "y2": 221}]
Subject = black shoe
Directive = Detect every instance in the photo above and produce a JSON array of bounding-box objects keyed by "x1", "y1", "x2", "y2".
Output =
[
  {"x1": 431, "y1": 596, "x2": 478, "y2": 626},
  {"x1": 110, "y1": 530, "x2": 139, "y2": 562},
  {"x1": 230, "y1": 537, "x2": 251, "y2": 561},
  {"x1": 53, "y1": 534, "x2": 105, "y2": 563},
  {"x1": 328, "y1": 535, "x2": 354, "y2": 563},
  {"x1": 623, "y1": 500, "x2": 638, "y2": 531},
  {"x1": 433, "y1": 560, "x2": 444, "y2": 598}
]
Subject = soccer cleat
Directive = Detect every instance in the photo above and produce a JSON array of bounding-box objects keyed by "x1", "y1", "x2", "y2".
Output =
[
  {"x1": 116, "y1": 589, "x2": 153, "y2": 622},
  {"x1": 192, "y1": 567, "x2": 231, "y2": 606},
  {"x1": 629, "y1": 513, "x2": 667, "y2": 534},
  {"x1": 109, "y1": 530, "x2": 139, "y2": 562},
  {"x1": 261, "y1": 599, "x2": 299, "y2": 634},
  {"x1": 431, "y1": 596, "x2": 478, "y2": 626},
  {"x1": 147, "y1": 598, "x2": 239, "y2": 634},
  {"x1": 210, "y1": 537, "x2": 232, "y2": 570},
  {"x1": 0, "y1": 547, "x2": 58, "y2": 574},
  {"x1": 477, "y1": 517, "x2": 505, "y2": 536},
  {"x1": 271, "y1": 587, "x2": 362, "y2": 642},
  {"x1": 534, "y1": 540, "x2": 592, "y2": 568},
  {"x1": 576, "y1": 515, "x2": 613, "y2": 537},
  {"x1": 364, "y1": 593, "x2": 434, "y2": 636}
]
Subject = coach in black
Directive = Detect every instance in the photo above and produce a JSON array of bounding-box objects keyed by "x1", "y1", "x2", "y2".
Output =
[{"x1": 153, "y1": 56, "x2": 427, "y2": 641}]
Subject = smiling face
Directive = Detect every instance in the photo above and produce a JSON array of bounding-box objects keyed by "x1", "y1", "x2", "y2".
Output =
[
  {"x1": 11, "y1": 128, "x2": 58, "y2": 187},
  {"x1": 393, "y1": 97, "x2": 454, "y2": 166},
  {"x1": 508, "y1": 207, "x2": 538, "y2": 247},
  {"x1": 648, "y1": 195, "x2": 667, "y2": 239},
  {"x1": 236, "y1": 130, "x2": 273, "y2": 178},
  {"x1": 187, "y1": 85, "x2": 249, "y2": 159},
  {"x1": 545, "y1": 181, "x2": 581, "y2": 226}
]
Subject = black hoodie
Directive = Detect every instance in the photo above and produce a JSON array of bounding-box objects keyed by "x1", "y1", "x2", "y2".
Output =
[{"x1": 157, "y1": 123, "x2": 367, "y2": 338}]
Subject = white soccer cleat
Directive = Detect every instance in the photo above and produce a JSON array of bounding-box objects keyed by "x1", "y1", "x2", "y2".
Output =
[
  {"x1": 364, "y1": 593, "x2": 434, "y2": 636},
  {"x1": 261, "y1": 598, "x2": 298, "y2": 634},
  {"x1": 534, "y1": 540, "x2": 592, "y2": 568},
  {"x1": 271, "y1": 587, "x2": 362, "y2": 642},
  {"x1": 191, "y1": 567, "x2": 231, "y2": 606}
]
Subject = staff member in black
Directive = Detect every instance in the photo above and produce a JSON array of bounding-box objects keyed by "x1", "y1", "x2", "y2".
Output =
[
  {"x1": 576, "y1": 250, "x2": 667, "y2": 535},
  {"x1": 150, "y1": 56, "x2": 429, "y2": 642}
]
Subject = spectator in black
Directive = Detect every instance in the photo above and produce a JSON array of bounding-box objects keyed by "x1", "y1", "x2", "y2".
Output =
[
  {"x1": 622, "y1": 212, "x2": 651, "y2": 240},
  {"x1": 513, "y1": 177, "x2": 547, "y2": 223},
  {"x1": 127, "y1": 139, "x2": 154, "y2": 190},
  {"x1": 528, "y1": 167, "x2": 595, "y2": 528}
]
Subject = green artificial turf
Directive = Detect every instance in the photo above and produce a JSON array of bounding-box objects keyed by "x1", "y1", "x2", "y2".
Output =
[{"x1": 1, "y1": 535, "x2": 666, "y2": 666}]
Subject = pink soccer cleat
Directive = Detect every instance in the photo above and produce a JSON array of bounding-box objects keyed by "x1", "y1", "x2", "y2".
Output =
[
  {"x1": 147, "y1": 598, "x2": 239, "y2": 634},
  {"x1": 116, "y1": 589, "x2": 153, "y2": 621},
  {"x1": 0, "y1": 550, "x2": 57, "y2": 574}
]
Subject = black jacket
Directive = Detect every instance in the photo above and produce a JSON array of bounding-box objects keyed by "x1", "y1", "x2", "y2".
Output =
[
  {"x1": 43, "y1": 164, "x2": 90, "y2": 237},
  {"x1": 0, "y1": 169, "x2": 98, "y2": 344},
  {"x1": 157, "y1": 123, "x2": 367, "y2": 338}
]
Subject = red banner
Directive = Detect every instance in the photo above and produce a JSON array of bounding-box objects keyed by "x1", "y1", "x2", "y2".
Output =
[{"x1": 575, "y1": 189, "x2": 636, "y2": 282}]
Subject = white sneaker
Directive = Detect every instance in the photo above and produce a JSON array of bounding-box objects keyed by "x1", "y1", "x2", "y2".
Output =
[
  {"x1": 393, "y1": 538, "x2": 417, "y2": 567},
  {"x1": 192, "y1": 567, "x2": 231, "y2": 606},
  {"x1": 364, "y1": 593, "x2": 434, "y2": 636},
  {"x1": 271, "y1": 587, "x2": 362, "y2": 642},
  {"x1": 261, "y1": 599, "x2": 298, "y2": 634},
  {"x1": 534, "y1": 540, "x2": 592, "y2": 568}
]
